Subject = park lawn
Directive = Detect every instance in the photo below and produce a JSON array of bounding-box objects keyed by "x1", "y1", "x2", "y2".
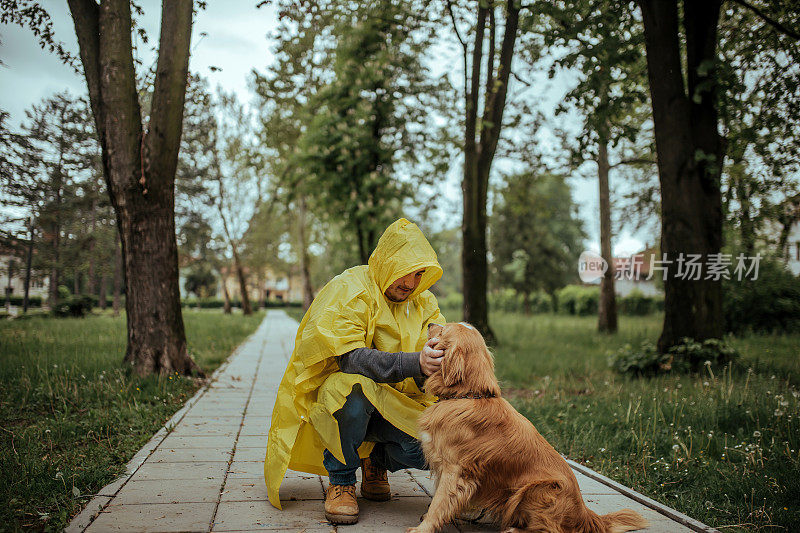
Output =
[
  {"x1": 0, "y1": 309, "x2": 265, "y2": 532},
  {"x1": 284, "y1": 306, "x2": 306, "y2": 324},
  {"x1": 479, "y1": 312, "x2": 799, "y2": 532}
]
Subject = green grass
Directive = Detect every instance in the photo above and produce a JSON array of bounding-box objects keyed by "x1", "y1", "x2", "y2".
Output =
[
  {"x1": 0, "y1": 309, "x2": 264, "y2": 532},
  {"x1": 283, "y1": 307, "x2": 306, "y2": 324},
  {"x1": 479, "y1": 311, "x2": 800, "y2": 531}
]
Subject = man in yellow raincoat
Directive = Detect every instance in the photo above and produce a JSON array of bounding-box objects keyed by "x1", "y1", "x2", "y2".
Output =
[{"x1": 264, "y1": 218, "x2": 446, "y2": 524}]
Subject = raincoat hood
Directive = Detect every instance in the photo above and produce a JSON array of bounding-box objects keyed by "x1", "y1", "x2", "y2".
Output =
[{"x1": 368, "y1": 218, "x2": 443, "y2": 299}]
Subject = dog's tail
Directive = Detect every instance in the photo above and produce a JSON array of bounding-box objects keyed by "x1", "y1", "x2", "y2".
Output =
[
  {"x1": 501, "y1": 479, "x2": 564, "y2": 529},
  {"x1": 579, "y1": 507, "x2": 649, "y2": 533}
]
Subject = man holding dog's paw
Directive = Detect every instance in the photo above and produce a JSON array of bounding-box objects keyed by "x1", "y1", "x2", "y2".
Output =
[{"x1": 265, "y1": 218, "x2": 446, "y2": 524}]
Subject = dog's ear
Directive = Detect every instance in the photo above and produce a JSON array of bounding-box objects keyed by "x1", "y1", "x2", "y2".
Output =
[
  {"x1": 427, "y1": 322, "x2": 444, "y2": 340},
  {"x1": 440, "y1": 341, "x2": 465, "y2": 387}
]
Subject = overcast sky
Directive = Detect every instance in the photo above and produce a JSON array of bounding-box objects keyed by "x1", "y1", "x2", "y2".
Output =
[{"x1": 0, "y1": 2, "x2": 652, "y2": 257}]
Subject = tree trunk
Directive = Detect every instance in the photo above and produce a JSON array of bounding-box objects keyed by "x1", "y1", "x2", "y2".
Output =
[
  {"x1": 23, "y1": 219, "x2": 33, "y2": 313},
  {"x1": 99, "y1": 273, "x2": 107, "y2": 310},
  {"x1": 88, "y1": 197, "x2": 97, "y2": 296},
  {"x1": 354, "y1": 217, "x2": 369, "y2": 265},
  {"x1": 639, "y1": 0, "x2": 723, "y2": 352},
  {"x1": 298, "y1": 195, "x2": 315, "y2": 310},
  {"x1": 4, "y1": 262, "x2": 11, "y2": 312},
  {"x1": 68, "y1": 0, "x2": 201, "y2": 376},
  {"x1": 48, "y1": 218, "x2": 60, "y2": 308},
  {"x1": 119, "y1": 198, "x2": 196, "y2": 374},
  {"x1": 112, "y1": 233, "x2": 122, "y2": 316},
  {"x1": 214, "y1": 170, "x2": 251, "y2": 315},
  {"x1": 736, "y1": 173, "x2": 755, "y2": 256},
  {"x1": 221, "y1": 270, "x2": 232, "y2": 314},
  {"x1": 597, "y1": 135, "x2": 618, "y2": 333},
  {"x1": 48, "y1": 106, "x2": 66, "y2": 309},
  {"x1": 232, "y1": 246, "x2": 252, "y2": 315}
]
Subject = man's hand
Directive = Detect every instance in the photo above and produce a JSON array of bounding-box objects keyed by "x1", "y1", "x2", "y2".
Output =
[{"x1": 419, "y1": 337, "x2": 444, "y2": 376}]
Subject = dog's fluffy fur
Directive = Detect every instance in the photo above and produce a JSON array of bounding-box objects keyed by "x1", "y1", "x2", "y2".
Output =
[{"x1": 409, "y1": 323, "x2": 648, "y2": 533}]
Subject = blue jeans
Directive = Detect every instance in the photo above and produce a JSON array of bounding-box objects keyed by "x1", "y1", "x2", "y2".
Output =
[{"x1": 322, "y1": 384, "x2": 427, "y2": 486}]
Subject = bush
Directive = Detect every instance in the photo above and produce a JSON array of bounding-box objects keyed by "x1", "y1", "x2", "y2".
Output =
[
  {"x1": 183, "y1": 298, "x2": 235, "y2": 309},
  {"x1": 57, "y1": 285, "x2": 71, "y2": 300},
  {"x1": 6, "y1": 295, "x2": 43, "y2": 307},
  {"x1": 556, "y1": 285, "x2": 599, "y2": 315},
  {"x1": 618, "y1": 290, "x2": 664, "y2": 315},
  {"x1": 723, "y1": 259, "x2": 800, "y2": 334},
  {"x1": 181, "y1": 298, "x2": 302, "y2": 309},
  {"x1": 611, "y1": 337, "x2": 740, "y2": 377},
  {"x1": 436, "y1": 292, "x2": 463, "y2": 314},
  {"x1": 52, "y1": 295, "x2": 94, "y2": 317},
  {"x1": 489, "y1": 289, "x2": 553, "y2": 314}
]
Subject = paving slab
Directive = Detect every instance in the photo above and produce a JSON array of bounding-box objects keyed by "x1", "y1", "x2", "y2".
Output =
[
  {"x1": 70, "y1": 310, "x2": 717, "y2": 533},
  {"x1": 132, "y1": 461, "x2": 229, "y2": 481},
  {"x1": 113, "y1": 478, "x2": 223, "y2": 505},
  {"x1": 212, "y1": 500, "x2": 329, "y2": 531},
  {"x1": 233, "y1": 446, "x2": 268, "y2": 462},
  {"x1": 88, "y1": 502, "x2": 216, "y2": 532},
  {"x1": 149, "y1": 447, "x2": 233, "y2": 463}
]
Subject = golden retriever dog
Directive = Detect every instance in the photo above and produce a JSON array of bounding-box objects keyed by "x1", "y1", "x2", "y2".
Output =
[{"x1": 408, "y1": 322, "x2": 648, "y2": 533}]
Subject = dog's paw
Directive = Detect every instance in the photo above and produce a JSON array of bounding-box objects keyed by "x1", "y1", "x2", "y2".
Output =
[{"x1": 406, "y1": 527, "x2": 422, "y2": 533}]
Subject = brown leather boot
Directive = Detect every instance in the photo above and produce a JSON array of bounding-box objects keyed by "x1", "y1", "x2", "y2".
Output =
[
  {"x1": 324, "y1": 484, "x2": 359, "y2": 524},
  {"x1": 360, "y1": 457, "x2": 391, "y2": 501}
]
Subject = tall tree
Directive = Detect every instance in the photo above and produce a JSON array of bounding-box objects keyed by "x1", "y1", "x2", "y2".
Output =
[
  {"x1": 491, "y1": 170, "x2": 586, "y2": 312},
  {"x1": 447, "y1": 0, "x2": 522, "y2": 343},
  {"x1": 252, "y1": 1, "x2": 334, "y2": 308},
  {"x1": 638, "y1": 0, "x2": 799, "y2": 352},
  {"x1": 298, "y1": 0, "x2": 449, "y2": 263},
  {"x1": 66, "y1": 0, "x2": 201, "y2": 375},
  {"x1": 716, "y1": 4, "x2": 800, "y2": 255},
  {"x1": 637, "y1": 0, "x2": 724, "y2": 352},
  {"x1": 213, "y1": 92, "x2": 260, "y2": 315},
  {"x1": 4, "y1": 94, "x2": 95, "y2": 307},
  {"x1": 540, "y1": 0, "x2": 653, "y2": 333}
]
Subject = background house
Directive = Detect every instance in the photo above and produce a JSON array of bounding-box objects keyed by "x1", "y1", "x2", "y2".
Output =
[
  {"x1": 783, "y1": 220, "x2": 800, "y2": 276},
  {"x1": 612, "y1": 246, "x2": 661, "y2": 297},
  {"x1": 0, "y1": 237, "x2": 49, "y2": 304}
]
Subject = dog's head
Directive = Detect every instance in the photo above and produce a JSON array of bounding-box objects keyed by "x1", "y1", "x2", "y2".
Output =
[{"x1": 424, "y1": 322, "x2": 500, "y2": 398}]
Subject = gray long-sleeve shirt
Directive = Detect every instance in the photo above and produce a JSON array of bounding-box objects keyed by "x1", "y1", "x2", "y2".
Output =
[{"x1": 337, "y1": 347, "x2": 424, "y2": 387}]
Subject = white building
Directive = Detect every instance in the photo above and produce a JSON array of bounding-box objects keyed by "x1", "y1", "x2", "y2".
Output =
[
  {"x1": 783, "y1": 220, "x2": 800, "y2": 276},
  {"x1": 0, "y1": 240, "x2": 49, "y2": 303}
]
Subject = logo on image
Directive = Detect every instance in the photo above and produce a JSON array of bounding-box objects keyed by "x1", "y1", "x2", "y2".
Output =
[{"x1": 578, "y1": 251, "x2": 608, "y2": 283}]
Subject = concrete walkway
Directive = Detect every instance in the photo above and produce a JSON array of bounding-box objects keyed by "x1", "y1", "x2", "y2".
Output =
[{"x1": 68, "y1": 310, "x2": 717, "y2": 533}]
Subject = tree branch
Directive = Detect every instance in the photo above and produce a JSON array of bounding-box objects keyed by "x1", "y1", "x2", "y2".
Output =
[
  {"x1": 478, "y1": 0, "x2": 520, "y2": 162},
  {"x1": 484, "y1": 2, "x2": 496, "y2": 121},
  {"x1": 510, "y1": 70, "x2": 532, "y2": 87},
  {"x1": 146, "y1": 0, "x2": 194, "y2": 193},
  {"x1": 98, "y1": 0, "x2": 143, "y2": 197},
  {"x1": 730, "y1": 0, "x2": 800, "y2": 40},
  {"x1": 609, "y1": 157, "x2": 657, "y2": 169},
  {"x1": 67, "y1": 0, "x2": 104, "y2": 141},
  {"x1": 445, "y1": 0, "x2": 469, "y2": 102},
  {"x1": 465, "y1": 4, "x2": 488, "y2": 149}
]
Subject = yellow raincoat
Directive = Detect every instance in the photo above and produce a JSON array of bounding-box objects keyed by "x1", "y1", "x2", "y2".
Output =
[{"x1": 264, "y1": 218, "x2": 446, "y2": 509}]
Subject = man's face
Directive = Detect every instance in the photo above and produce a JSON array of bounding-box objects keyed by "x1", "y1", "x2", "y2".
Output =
[{"x1": 384, "y1": 269, "x2": 426, "y2": 302}]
